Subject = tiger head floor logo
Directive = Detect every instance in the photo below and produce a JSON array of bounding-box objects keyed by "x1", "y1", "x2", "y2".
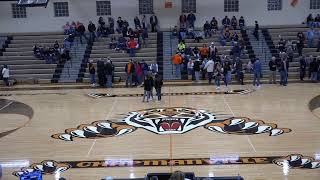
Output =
[{"x1": 52, "y1": 107, "x2": 291, "y2": 141}]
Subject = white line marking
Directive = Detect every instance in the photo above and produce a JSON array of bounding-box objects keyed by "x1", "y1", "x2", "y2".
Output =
[
  {"x1": 222, "y1": 95, "x2": 257, "y2": 153},
  {"x1": 86, "y1": 140, "x2": 96, "y2": 157},
  {"x1": 0, "y1": 101, "x2": 13, "y2": 111}
]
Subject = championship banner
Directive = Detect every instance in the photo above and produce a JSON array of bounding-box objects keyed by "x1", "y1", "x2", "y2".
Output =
[{"x1": 165, "y1": 1, "x2": 173, "y2": 8}]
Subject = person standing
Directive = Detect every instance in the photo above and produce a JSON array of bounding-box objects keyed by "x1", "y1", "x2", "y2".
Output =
[
  {"x1": 142, "y1": 74, "x2": 153, "y2": 102},
  {"x1": 127, "y1": 37, "x2": 138, "y2": 57},
  {"x1": 234, "y1": 58, "x2": 243, "y2": 85},
  {"x1": 223, "y1": 61, "x2": 232, "y2": 89},
  {"x1": 150, "y1": 13, "x2": 158, "y2": 32},
  {"x1": 269, "y1": 57, "x2": 277, "y2": 84},
  {"x1": 88, "y1": 21, "x2": 96, "y2": 42},
  {"x1": 253, "y1": 21, "x2": 259, "y2": 41},
  {"x1": 142, "y1": 15, "x2": 147, "y2": 29},
  {"x1": 154, "y1": 74, "x2": 163, "y2": 101},
  {"x1": 299, "y1": 56, "x2": 307, "y2": 81},
  {"x1": 88, "y1": 60, "x2": 96, "y2": 87},
  {"x1": 253, "y1": 58, "x2": 262, "y2": 87},
  {"x1": 2, "y1": 65, "x2": 9, "y2": 86},
  {"x1": 125, "y1": 59, "x2": 135, "y2": 87},
  {"x1": 279, "y1": 59, "x2": 289, "y2": 86},
  {"x1": 76, "y1": 22, "x2": 87, "y2": 44},
  {"x1": 134, "y1": 16, "x2": 141, "y2": 29},
  {"x1": 172, "y1": 52, "x2": 183, "y2": 78},
  {"x1": 187, "y1": 11, "x2": 196, "y2": 28},
  {"x1": 97, "y1": 59, "x2": 105, "y2": 87},
  {"x1": 309, "y1": 57, "x2": 319, "y2": 82},
  {"x1": 105, "y1": 59, "x2": 114, "y2": 88},
  {"x1": 179, "y1": 14, "x2": 187, "y2": 28},
  {"x1": 193, "y1": 58, "x2": 201, "y2": 82},
  {"x1": 214, "y1": 61, "x2": 222, "y2": 89},
  {"x1": 307, "y1": 28, "x2": 315, "y2": 48},
  {"x1": 204, "y1": 58, "x2": 214, "y2": 84}
]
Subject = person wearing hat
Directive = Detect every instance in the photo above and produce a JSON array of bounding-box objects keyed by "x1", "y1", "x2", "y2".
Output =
[{"x1": 269, "y1": 56, "x2": 277, "y2": 84}]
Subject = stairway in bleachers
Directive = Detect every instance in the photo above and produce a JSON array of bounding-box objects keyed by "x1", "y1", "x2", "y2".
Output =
[
  {"x1": 247, "y1": 29, "x2": 272, "y2": 74},
  {"x1": 163, "y1": 32, "x2": 179, "y2": 80},
  {"x1": 58, "y1": 37, "x2": 87, "y2": 83}
]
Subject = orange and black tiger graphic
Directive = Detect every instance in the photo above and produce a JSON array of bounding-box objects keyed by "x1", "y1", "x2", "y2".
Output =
[{"x1": 52, "y1": 107, "x2": 291, "y2": 141}]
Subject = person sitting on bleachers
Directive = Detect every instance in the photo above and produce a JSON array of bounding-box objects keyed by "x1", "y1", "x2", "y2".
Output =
[
  {"x1": 186, "y1": 27, "x2": 195, "y2": 39},
  {"x1": 53, "y1": 40, "x2": 59, "y2": 50},
  {"x1": 127, "y1": 28, "x2": 135, "y2": 38},
  {"x1": 285, "y1": 41, "x2": 294, "y2": 62},
  {"x1": 209, "y1": 42, "x2": 218, "y2": 60},
  {"x1": 172, "y1": 26, "x2": 178, "y2": 37},
  {"x1": 58, "y1": 46, "x2": 70, "y2": 63},
  {"x1": 220, "y1": 27, "x2": 231, "y2": 46},
  {"x1": 127, "y1": 37, "x2": 138, "y2": 57},
  {"x1": 134, "y1": 16, "x2": 141, "y2": 29},
  {"x1": 177, "y1": 40, "x2": 186, "y2": 53},
  {"x1": 62, "y1": 22, "x2": 71, "y2": 35},
  {"x1": 194, "y1": 31, "x2": 204, "y2": 43},
  {"x1": 306, "y1": 27, "x2": 315, "y2": 48},
  {"x1": 315, "y1": 14, "x2": 320, "y2": 28},
  {"x1": 231, "y1": 32, "x2": 239, "y2": 45},
  {"x1": 76, "y1": 22, "x2": 88, "y2": 44},
  {"x1": 33, "y1": 44, "x2": 42, "y2": 59},
  {"x1": 231, "y1": 16, "x2": 237, "y2": 30},
  {"x1": 115, "y1": 36, "x2": 127, "y2": 52},
  {"x1": 239, "y1": 16, "x2": 245, "y2": 29},
  {"x1": 306, "y1": 14, "x2": 314, "y2": 28},
  {"x1": 179, "y1": 27, "x2": 187, "y2": 40},
  {"x1": 231, "y1": 42, "x2": 241, "y2": 61},
  {"x1": 210, "y1": 17, "x2": 219, "y2": 33},
  {"x1": 203, "y1": 21, "x2": 211, "y2": 38},
  {"x1": 222, "y1": 16, "x2": 231, "y2": 28}
]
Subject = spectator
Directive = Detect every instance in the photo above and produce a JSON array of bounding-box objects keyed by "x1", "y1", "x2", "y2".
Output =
[
  {"x1": 127, "y1": 37, "x2": 138, "y2": 57},
  {"x1": 307, "y1": 28, "x2": 315, "y2": 48},
  {"x1": 88, "y1": 21, "x2": 96, "y2": 42},
  {"x1": 135, "y1": 61, "x2": 143, "y2": 85},
  {"x1": 179, "y1": 14, "x2": 187, "y2": 28},
  {"x1": 253, "y1": 21, "x2": 259, "y2": 41},
  {"x1": 134, "y1": 16, "x2": 141, "y2": 29},
  {"x1": 98, "y1": 17, "x2": 105, "y2": 27},
  {"x1": 317, "y1": 34, "x2": 320, "y2": 52},
  {"x1": 194, "y1": 31, "x2": 204, "y2": 43},
  {"x1": 141, "y1": 60, "x2": 149, "y2": 79},
  {"x1": 278, "y1": 38, "x2": 286, "y2": 52},
  {"x1": 231, "y1": 42, "x2": 241, "y2": 60},
  {"x1": 62, "y1": 22, "x2": 71, "y2": 35},
  {"x1": 239, "y1": 16, "x2": 245, "y2": 29},
  {"x1": 253, "y1": 58, "x2": 262, "y2": 87},
  {"x1": 297, "y1": 36, "x2": 304, "y2": 57},
  {"x1": 105, "y1": 59, "x2": 114, "y2": 88},
  {"x1": 309, "y1": 57, "x2": 318, "y2": 82},
  {"x1": 209, "y1": 42, "x2": 218, "y2": 60},
  {"x1": 200, "y1": 44, "x2": 209, "y2": 59},
  {"x1": 231, "y1": 32, "x2": 239, "y2": 45},
  {"x1": 193, "y1": 58, "x2": 201, "y2": 82},
  {"x1": 88, "y1": 60, "x2": 96, "y2": 87},
  {"x1": 76, "y1": 22, "x2": 87, "y2": 44},
  {"x1": 97, "y1": 59, "x2": 105, "y2": 87},
  {"x1": 222, "y1": 16, "x2": 231, "y2": 28},
  {"x1": 203, "y1": 21, "x2": 211, "y2": 38},
  {"x1": 125, "y1": 59, "x2": 135, "y2": 87},
  {"x1": 108, "y1": 17, "x2": 115, "y2": 34},
  {"x1": 187, "y1": 11, "x2": 196, "y2": 28},
  {"x1": 141, "y1": 28, "x2": 149, "y2": 48},
  {"x1": 150, "y1": 13, "x2": 158, "y2": 32},
  {"x1": 141, "y1": 15, "x2": 147, "y2": 29},
  {"x1": 1, "y1": 65, "x2": 9, "y2": 86},
  {"x1": 299, "y1": 56, "x2": 307, "y2": 81},
  {"x1": 154, "y1": 74, "x2": 163, "y2": 101},
  {"x1": 210, "y1": 17, "x2": 219, "y2": 33},
  {"x1": 150, "y1": 63, "x2": 158, "y2": 75},
  {"x1": 234, "y1": 58, "x2": 243, "y2": 85},
  {"x1": 193, "y1": 46, "x2": 200, "y2": 59},
  {"x1": 306, "y1": 14, "x2": 314, "y2": 27},
  {"x1": 172, "y1": 52, "x2": 183, "y2": 78},
  {"x1": 177, "y1": 40, "x2": 186, "y2": 53},
  {"x1": 214, "y1": 61, "x2": 222, "y2": 89},
  {"x1": 142, "y1": 74, "x2": 153, "y2": 102},
  {"x1": 279, "y1": 58, "x2": 289, "y2": 86},
  {"x1": 269, "y1": 56, "x2": 277, "y2": 84},
  {"x1": 116, "y1": 17, "x2": 124, "y2": 34},
  {"x1": 204, "y1": 58, "x2": 214, "y2": 84},
  {"x1": 223, "y1": 61, "x2": 232, "y2": 88},
  {"x1": 172, "y1": 26, "x2": 178, "y2": 37},
  {"x1": 187, "y1": 59, "x2": 194, "y2": 80},
  {"x1": 53, "y1": 41, "x2": 59, "y2": 50},
  {"x1": 109, "y1": 36, "x2": 117, "y2": 49},
  {"x1": 231, "y1": 16, "x2": 237, "y2": 30}
]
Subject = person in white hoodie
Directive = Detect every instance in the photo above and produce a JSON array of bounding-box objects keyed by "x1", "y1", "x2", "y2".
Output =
[
  {"x1": 204, "y1": 59, "x2": 215, "y2": 84},
  {"x1": 2, "y1": 65, "x2": 9, "y2": 86}
]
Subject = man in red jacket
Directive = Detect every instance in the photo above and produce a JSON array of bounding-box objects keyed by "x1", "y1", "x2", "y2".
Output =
[{"x1": 127, "y1": 37, "x2": 138, "y2": 57}]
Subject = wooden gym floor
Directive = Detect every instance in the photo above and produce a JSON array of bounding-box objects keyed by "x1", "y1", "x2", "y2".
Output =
[{"x1": 0, "y1": 83, "x2": 320, "y2": 180}]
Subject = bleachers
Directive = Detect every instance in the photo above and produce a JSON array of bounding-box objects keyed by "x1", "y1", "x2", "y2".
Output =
[
  {"x1": 0, "y1": 33, "x2": 66, "y2": 84},
  {"x1": 82, "y1": 33, "x2": 158, "y2": 83},
  {"x1": 265, "y1": 25, "x2": 320, "y2": 79}
]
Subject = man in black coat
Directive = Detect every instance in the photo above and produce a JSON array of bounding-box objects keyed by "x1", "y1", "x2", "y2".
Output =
[
  {"x1": 97, "y1": 59, "x2": 106, "y2": 87},
  {"x1": 104, "y1": 59, "x2": 114, "y2": 88},
  {"x1": 88, "y1": 21, "x2": 96, "y2": 42},
  {"x1": 187, "y1": 11, "x2": 196, "y2": 28},
  {"x1": 150, "y1": 13, "x2": 158, "y2": 32},
  {"x1": 299, "y1": 56, "x2": 307, "y2": 81}
]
